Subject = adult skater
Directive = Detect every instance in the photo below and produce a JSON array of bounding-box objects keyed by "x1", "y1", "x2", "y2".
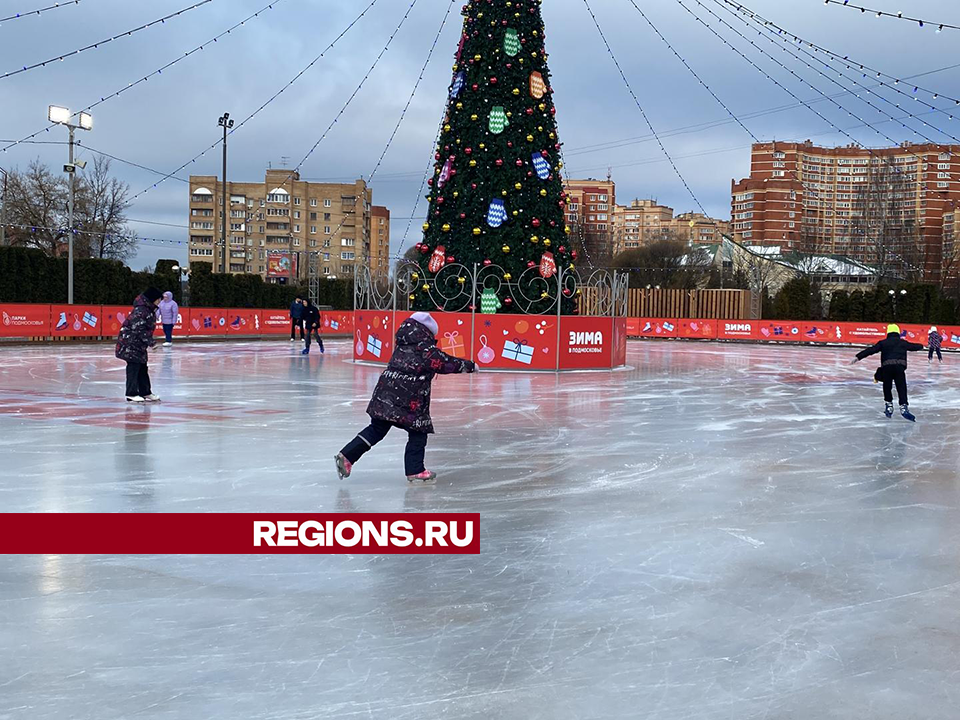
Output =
[
  {"x1": 158, "y1": 291, "x2": 179, "y2": 346},
  {"x1": 928, "y1": 326, "x2": 944, "y2": 364},
  {"x1": 301, "y1": 299, "x2": 323, "y2": 355},
  {"x1": 289, "y1": 296, "x2": 304, "y2": 342},
  {"x1": 116, "y1": 287, "x2": 162, "y2": 403},
  {"x1": 335, "y1": 312, "x2": 476, "y2": 483},
  {"x1": 852, "y1": 323, "x2": 923, "y2": 421}
]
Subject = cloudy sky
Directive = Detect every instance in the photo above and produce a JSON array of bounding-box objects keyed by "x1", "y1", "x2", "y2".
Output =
[{"x1": 2, "y1": 0, "x2": 959, "y2": 270}]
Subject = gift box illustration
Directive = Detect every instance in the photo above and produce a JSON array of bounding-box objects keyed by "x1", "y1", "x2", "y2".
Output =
[
  {"x1": 441, "y1": 331, "x2": 465, "y2": 358},
  {"x1": 503, "y1": 338, "x2": 533, "y2": 364},
  {"x1": 663, "y1": 322, "x2": 675, "y2": 332},
  {"x1": 366, "y1": 334, "x2": 383, "y2": 358},
  {"x1": 203, "y1": 316, "x2": 213, "y2": 328},
  {"x1": 82, "y1": 311, "x2": 98, "y2": 328},
  {"x1": 330, "y1": 320, "x2": 339, "y2": 330}
]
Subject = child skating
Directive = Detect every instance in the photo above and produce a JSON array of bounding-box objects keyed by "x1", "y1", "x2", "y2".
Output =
[
  {"x1": 928, "y1": 326, "x2": 944, "y2": 364},
  {"x1": 852, "y1": 324, "x2": 924, "y2": 421},
  {"x1": 335, "y1": 312, "x2": 476, "y2": 483}
]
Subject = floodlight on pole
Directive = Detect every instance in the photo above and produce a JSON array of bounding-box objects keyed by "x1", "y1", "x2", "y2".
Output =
[{"x1": 48, "y1": 104, "x2": 92, "y2": 304}]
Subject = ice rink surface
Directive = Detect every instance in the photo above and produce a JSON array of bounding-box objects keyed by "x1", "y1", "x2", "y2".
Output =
[{"x1": 2, "y1": 338, "x2": 960, "y2": 719}]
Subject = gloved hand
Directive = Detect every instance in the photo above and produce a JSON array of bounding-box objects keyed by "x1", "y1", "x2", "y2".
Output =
[{"x1": 466, "y1": 361, "x2": 478, "y2": 373}]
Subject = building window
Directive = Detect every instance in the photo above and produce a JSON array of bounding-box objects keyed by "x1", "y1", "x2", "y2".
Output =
[
  {"x1": 341, "y1": 251, "x2": 355, "y2": 260},
  {"x1": 342, "y1": 238, "x2": 355, "y2": 247},
  {"x1": 324, "y1": 226, "x2": 331, "y2": 234},
  {"x1": 310, "y1": 212, "x2": 317, "y2": 221},
  {"x1": 294, "y1": 198, "x2": 301, "y2": 205},
  {"x1": 191, "y1": 248, "x2": 214, "y2": 256},
  {"x1": 324, "y1": 199, "x2": 332, "y2": 207},
  {"x1": 324, "y1": 213, "x2": 331, "y2": 221},
  {"x1": 311, "y1": 226, "x2": 318, "y2": 234},
  {"x1": 773, "y1": 170, "x2": 785, "y2": 177},
  {"x1": 294, "y1": 211, "x2": 301, "y2": 219},
  {"x1": 266, "y1": 193, "x2": 289, "y2": 203},
  {"x1": 293, "y1": 225, "x2": 300, "y2": 233}
]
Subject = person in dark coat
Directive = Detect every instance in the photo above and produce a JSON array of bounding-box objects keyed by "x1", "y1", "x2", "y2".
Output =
[
  {"x1": 301, "y1": 299, "x2": 323, "y2": 355},
  {"x1": 928, "y1": 326, "x2": 944, "y2": 363},
  {"x1": 852, "y1": 323, "x2": 924, "y2": 421},
  {"x1": 289, "y1": 297, "x2": 304, "y2": 342},
  {"x1": 335, "y1": 312, "x2": 476, "y2": 482},
  {"x1": 116, "y1": 287, "x2": 162, "y2": 402}
]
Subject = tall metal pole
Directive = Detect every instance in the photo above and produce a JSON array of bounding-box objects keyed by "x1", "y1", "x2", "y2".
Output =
[
  {"x1": 221, "y1": 120, "x2": 228, "y2": 274},
  {"x1": 0, "y1": 168, "x2": 7, "y2": 247},
  {"x1": 67, "y1": 125, "x2": 76, "y2": 304}
]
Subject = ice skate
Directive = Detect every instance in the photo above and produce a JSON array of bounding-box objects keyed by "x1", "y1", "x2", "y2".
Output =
[
  {"x1": 301, "y1": 348, "x2": 309, "y2": 355},
  {"x1": 900, "y1": 404, "x2": 916, "y2": 422},
  {"x1": 335, "y1": 453, "x2": 352, "y2": 480},
  {"x1": 884, "y1": 402, "x2": 894, "y2": 418},
  {"x1": 143, "y1": 394, "x2": 161, "y2": 402},
  {"x1": 126, "y1": 395, "x2": 145, "y2": 403},
  {"x1": 407, "y1": 469, "x2": 437, "y2": 484},
  {"x1": 163, "y1": 342, "x2": 172, "y2": 347}
]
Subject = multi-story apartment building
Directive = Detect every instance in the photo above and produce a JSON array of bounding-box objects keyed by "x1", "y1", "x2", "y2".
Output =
[
  {"x1": 563, "y1": 178, "x2": 616, "y2": 261},
  {"x1": 731, "y1": 141, "x2": 960, "y2": 281},
  {"x1": 188, "y1": 169, "x2": 376, "y2": 281},
  {"x1": 370, "y1": 206, "x2": 391, "y2": 280},
  {"x1": 611, "y1": 200, "x2": 729, "y2": 254}
]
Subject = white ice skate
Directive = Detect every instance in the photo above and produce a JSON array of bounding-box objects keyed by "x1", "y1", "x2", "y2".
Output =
[
  {"x1": 143, "y1": 394, "x2": 161, "y2": 402},
  {"x1": 126, "y1": 396, "x2": 145, "y2": 403}
]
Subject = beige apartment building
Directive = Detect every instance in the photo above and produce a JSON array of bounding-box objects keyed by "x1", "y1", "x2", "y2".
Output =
[
  {"x1": 612, "y1": 200, "x2": 729, "y2": 254},
  {"x1": 188, "y1": 169, "x2": 379, "y2": 281},
  {"x1": 370, "y1": 205, "x2": 391, "y2": 280}
]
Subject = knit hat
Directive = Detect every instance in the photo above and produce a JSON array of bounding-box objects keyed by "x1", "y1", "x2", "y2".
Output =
[
  {"x1": 409, "y1": 312, "x2": 439, "y2": 336},
  {"x1": 887, "y1": 324, "x2": 901, "y2": 335},
  {"x1": 930, "y1": 326, "x2": 938, "y2": 333},
  {"x1": 143, "y1": 287, "x2": 162, "y2": 303}
]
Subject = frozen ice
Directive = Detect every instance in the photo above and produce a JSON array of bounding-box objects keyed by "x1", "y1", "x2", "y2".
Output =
[{"x1": 1, "y1": 339, "x2": 960, "y2": 719}]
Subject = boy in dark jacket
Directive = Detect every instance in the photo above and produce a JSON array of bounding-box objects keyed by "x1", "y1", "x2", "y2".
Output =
[
  {"x1": 116, "y1": 287, "x2": 162, "y2": 402},
  {"x1": 336, "y1": 312, "x2": 476, "y2": 482},
  {"x1": 290, "y1": 297, "x2": 304, "y2": 341},
  {"x1": 852, "y1": 324, "x2": 923, "y2": 421},
  {"x1": 301, "y1": 299, "x2": 323, "y2": 355}
]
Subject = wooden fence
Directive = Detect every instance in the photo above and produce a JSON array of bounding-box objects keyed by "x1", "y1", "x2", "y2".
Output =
[{"x1": 624, "y1": 288, "x2": 756, "y2": 319}]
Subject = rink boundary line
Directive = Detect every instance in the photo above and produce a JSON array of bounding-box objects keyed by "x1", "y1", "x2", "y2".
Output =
[
  {"x1": 628, "y1": 337, "x2": 959, "y2": 353},
  {"x1": 349, "y1": 359, "x2": 636, "y2": 374}
]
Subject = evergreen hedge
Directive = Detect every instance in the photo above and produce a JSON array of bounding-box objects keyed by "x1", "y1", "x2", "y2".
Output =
[{"x1": 0, "y1": 250, "x2": 354, "y2": 309}]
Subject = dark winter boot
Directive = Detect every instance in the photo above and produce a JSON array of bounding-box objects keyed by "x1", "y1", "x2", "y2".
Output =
[
  {"x1": 884, "y1": 402, "x2": 894, "y2": 418},
  {"x1": 900, "y1": 404, "x2": 916, "y2": 422}
]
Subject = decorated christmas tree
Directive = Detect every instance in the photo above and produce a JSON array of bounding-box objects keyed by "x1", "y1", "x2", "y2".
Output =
[{"x1": 412, "y1": 0, "x2": 577, "y2": 314}]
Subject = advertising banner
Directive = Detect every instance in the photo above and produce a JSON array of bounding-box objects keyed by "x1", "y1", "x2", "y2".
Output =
[
  {"x1": 188, "y1": 308, "x2": 228, "y2": 336},
  {"x1": 266, "y1": 251, "x2": 298, "y2": 278},
  {"x1": 321, "y1": 311, "x2": 355, "y2": 336},
  {"x1": 224, "y1": 309, "x2": 262, "y2": 335},
  {"x1": 559, "y1": 316, "x2": 612, "y2": 369},
  {"x1": 49, "y1": 304, "x2": 102, "y2": 338},
  {"x1": 634, "y1": 318, "x2": 679, "y2": 339},
  {"x1": 261, "y1": 309, "x2": 290, "y2": 335},
  {"x1": 354, "y1": 310, "x2": 397, "y2": 362},
  {"x1": 678, "y1": 319, "x2": 717, "y2": 339},
  {"x1": 0, "y1": 304, "x2": 51, "y2": 337},
  {"x1": 153, "y1": 309, "x2": 186, "y2": 338},
  {"x1": 474, "y1": 313, "x2": 559, "y2": 370}
]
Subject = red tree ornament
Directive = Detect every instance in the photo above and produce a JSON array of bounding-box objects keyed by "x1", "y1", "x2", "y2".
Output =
[
  {"x1": 429, "y1": 245, "x2": 447, "y2": 273},
  {"x1": 539, "y1": 251, "x2": 557, "y2": 278}
]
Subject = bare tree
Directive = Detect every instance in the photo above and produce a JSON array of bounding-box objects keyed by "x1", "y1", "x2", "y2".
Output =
[
  {"x1": 3, "y1": 157, "x2": 136, "y2": 261},
  {"x1": 4, "y1": 160, "x2": 68, "y2": 255},
  {"x1": 75, "y1": 156, "x2": 137, "y2": 262},
  {"x1": 849, "y1": 157, "x2": 922, "y2": 283},
  {"x1": 612, "y1": 232, "x2": 712, "y2": 289}
]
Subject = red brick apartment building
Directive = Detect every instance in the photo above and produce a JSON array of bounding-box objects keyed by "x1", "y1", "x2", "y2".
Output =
[{"x1": 731, "y1": 141, "x2": 960, "y2": 282}]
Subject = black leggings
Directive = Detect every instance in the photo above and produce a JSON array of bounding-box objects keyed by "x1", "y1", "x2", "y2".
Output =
[
  {"x1": 305, "y1": 326, "x2": 324, "y2": 352},
  {"x1": 881, "y1": 365, "x2": 908, "y2": 406},
  {"x1": 291, "y1": 319, "x2": 304, "y2": 340},
  {"x1": 125, "y1": 361, "x2": 152, "y2": 397},
  {"x1": 341, "y1": 418, "x2": 428, "y2": 476},
  {"x1": 929, "y1": 347, "x2": 943, "y2": 361}
]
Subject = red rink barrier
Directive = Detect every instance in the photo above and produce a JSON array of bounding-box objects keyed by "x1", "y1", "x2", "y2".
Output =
[
  {"x1": 0, "y1": 513, "x2": 480, "y2": 555},
  {"x1": 0, "y1": 304, "x2": 51, "y2": 337}
]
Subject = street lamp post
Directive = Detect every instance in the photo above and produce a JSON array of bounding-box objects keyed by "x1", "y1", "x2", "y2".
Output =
[
  {"x1": 171, "y1": 265, "x2": 191, "y2": 307},
  {"x1": 0, "y1": 166, "x2": 8, "y2": 247},
  {"x1": 218, "y1": 112, "x2": 233, "y2": 275},
  {"x1": 888, "y1": 288, "x2": 907, "y2": 321},
  {"x1": 48, "y1": 105, "x2": 92, "y2": 304}
]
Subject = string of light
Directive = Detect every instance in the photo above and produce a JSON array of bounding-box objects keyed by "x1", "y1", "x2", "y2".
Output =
[
  {"x1": 821, "y1": 1, "x2": 960, "y2": 32},
  {"x1": 722, "y1": 0, "x2": 960, "y2": 109},
  {"x1": 0, "y1": 1, "x2": 80, "y2": 25},
  {"x1": 3, "y1": 223, "x2": 187, "y2": 246},
  {"x1": 2, "y1": 0, "x2": 216, "y2": 80},
  {"x1": 1, "y1": 0, "x2": 281, "y2": 154},
  {"x1": 313, "y1": 0, "x2": 456, "y2": 263},
  {"x1": 708, "y1": 0, "x2": 960, "y2": 145},
  {"x1": 721, "y1": 0, "x2": 960, "y2": 128},
  {"x1": 580, "y1": 0, "x2": 707, "y2": 216},
  {"x1": 679, "y1": 0, "x2": 951, "y2": 195},
  {"x1": 129, "y1": 0, "x2": 381, "y2": 204}
]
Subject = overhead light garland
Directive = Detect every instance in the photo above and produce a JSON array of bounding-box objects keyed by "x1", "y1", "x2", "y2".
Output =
[
  {"x1": 1, "y1": 0, "x2": 217, "y2": 80},
  {"x1": 0, "y1": 1, "x2": 81, "y2": 25},
  {"x1": 821, "y1": 0, "x2": 960, "y2": 32}
]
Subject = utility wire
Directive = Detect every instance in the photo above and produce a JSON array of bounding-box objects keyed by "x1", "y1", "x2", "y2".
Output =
[{"x1": 2, "y1": 0, "x2": 216, "y2": 80}]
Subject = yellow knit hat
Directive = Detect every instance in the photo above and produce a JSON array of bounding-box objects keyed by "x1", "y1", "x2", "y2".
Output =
[{"x1": 887, "y1": 324, "x2": 900, "y2": 334}]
